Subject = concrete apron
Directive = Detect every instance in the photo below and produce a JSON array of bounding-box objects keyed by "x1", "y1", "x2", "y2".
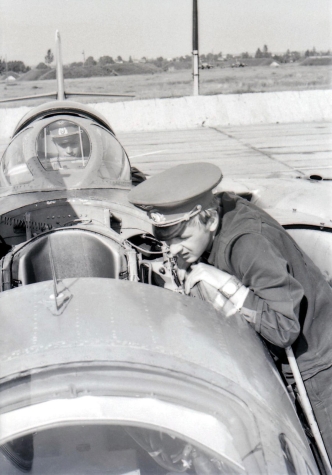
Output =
[{"x1": 0, "y1": 89, "x2": 331, "y2": 139}]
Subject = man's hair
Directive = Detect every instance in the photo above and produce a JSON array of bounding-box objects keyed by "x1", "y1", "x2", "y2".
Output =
[{"x1": 154, "y1": 196, "x2": 220, "y2": 242}]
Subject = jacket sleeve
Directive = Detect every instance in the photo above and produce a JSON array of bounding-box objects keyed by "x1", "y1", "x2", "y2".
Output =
[{"x1": 229, "y1": 233, "x2": 304, "y2": 348}]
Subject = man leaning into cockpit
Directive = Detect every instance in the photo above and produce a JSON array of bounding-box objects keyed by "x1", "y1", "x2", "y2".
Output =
[{"x1": 128, "y1": 162, "x2": 332, "y2": 461}]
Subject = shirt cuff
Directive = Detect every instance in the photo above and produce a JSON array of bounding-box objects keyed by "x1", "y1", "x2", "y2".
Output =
[
  {"x1": 229, "y1": 285, "x2": 250, "y2": 310},
  {"x1": 241, "y1": 290, "x2": 264, "y2": 330},
  {"x1": 214, "y1": 284, "x2": 250, "y2": 317}
]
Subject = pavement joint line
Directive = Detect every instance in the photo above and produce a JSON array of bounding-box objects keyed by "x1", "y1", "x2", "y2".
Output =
[
  {"x1": 298, "y1": 165, "x2": 332, "y2": 170},
  {"x1": 260, "y1": 150, "x2": 331, "y2": 155},
  {"x1": 129, "y1": 150, "x2": 167, "y2": 159},
  {"x1": 209, "y1": 126, "x2": 306, "y2": 177}
]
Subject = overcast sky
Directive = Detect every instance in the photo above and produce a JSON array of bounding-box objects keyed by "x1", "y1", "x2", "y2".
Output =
[{"x1": 0, "y1": 0, "x2": 331, "y2": 65}]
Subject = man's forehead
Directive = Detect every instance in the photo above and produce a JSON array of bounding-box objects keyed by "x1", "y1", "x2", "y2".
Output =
[
  {"x1": 54, "y1": 136, "x2": 79, "y2": 145},
  {"x1": 179, "y1": 223, "x2": 197, "y2": 238},
  {"x1": 168, "y1": 229, "x2": 190, "y2": 241},
  {"x1": 164, "y1": 222, "x2": 197, "y2": 243}
]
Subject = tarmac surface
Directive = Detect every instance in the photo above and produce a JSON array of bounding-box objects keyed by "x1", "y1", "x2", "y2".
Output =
[
  {"x1": 1, "y1": 121, "x2": 331, "y2": 180},
  {"x1": 119, "y1": 121, "x2": 332, "y2": 179}
]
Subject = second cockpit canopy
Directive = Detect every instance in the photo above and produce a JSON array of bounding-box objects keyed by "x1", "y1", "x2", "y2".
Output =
[{"x1": 0, "y1": 116, "x2": 132, "y2": 194}]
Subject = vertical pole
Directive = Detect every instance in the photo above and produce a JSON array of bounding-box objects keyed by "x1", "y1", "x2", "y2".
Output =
[
  {"x1": 286, "y1": 347, "x2": 332, "y2": 473},
  {"x1": 55, "y1": 30, "x2": 65, "y2": 101},
  {"x1": 192, "y1": 0, "x2": 199, "y2": 96}
]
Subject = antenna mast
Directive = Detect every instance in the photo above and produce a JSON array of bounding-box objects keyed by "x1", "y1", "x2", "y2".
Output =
[{"x1": 192, "y1": 0, "x2": 199, "y2": 95}]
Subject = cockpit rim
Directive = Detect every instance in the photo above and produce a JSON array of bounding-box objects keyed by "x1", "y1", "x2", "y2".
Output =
[{"x1": 12, "y1": 100, "x2": 115, "y2": 138}]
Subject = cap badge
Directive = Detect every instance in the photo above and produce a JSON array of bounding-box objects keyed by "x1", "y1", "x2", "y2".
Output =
[
  {"x1": 150, "y1": 212, "x2": 166, "y2": 223},
  {"x1": 137, "y1": 204, "x2": 154, "y2": 211},
  {"x1": 58, "y1": 127, "x2": 68, "y2": 136}
]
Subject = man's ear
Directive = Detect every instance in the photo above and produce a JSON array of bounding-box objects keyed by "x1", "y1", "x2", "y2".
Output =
[{"x1": 207, "y1": 210, "x2": 219, "y2": 232}]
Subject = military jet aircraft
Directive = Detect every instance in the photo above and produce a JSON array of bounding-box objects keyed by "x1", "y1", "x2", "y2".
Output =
[{"x1": 0, "y1": 32, "x2": 330, "y2": 474}]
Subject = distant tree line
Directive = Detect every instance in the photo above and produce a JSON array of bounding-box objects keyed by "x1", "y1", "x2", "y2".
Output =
[
  {"x1": 304, "y1": 47, "x2": 330, "y2": 57},
  {"x1": 235, "y1": 45, "x2": 331, "y2": 63},
  {"x1": 0, "y1": 59, "x2": 30, "y2": 74},
  {"x1": 1, "y1": 44, "x2": 331, "y2": 76},
  {"x1": 252, "y1": 45, "x2": 303, "y2": 63},
  {"x1": 255, "y1": 45, "x2": 271, "y2": 58}
]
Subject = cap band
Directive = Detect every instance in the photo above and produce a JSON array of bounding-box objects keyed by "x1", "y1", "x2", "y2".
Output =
[{"x1": 148, "y1": 204, "x2": 203, "y2": 227}]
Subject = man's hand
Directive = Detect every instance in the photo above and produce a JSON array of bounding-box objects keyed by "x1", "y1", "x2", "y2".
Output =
[
  {"x1": 175, "y1": 255, "x2": 191, "y2": 284},
  {"x1": 184, "y1": 263, "x2": 232, "y2": 295}
]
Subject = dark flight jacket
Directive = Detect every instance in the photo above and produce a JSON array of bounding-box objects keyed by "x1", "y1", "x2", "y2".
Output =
[{"x1": 208, "y1": 192, "x2": 332, "y2": 382}]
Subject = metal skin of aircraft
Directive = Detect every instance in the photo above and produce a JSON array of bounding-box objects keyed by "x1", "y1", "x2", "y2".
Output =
[{"x1": 0, "y1": 32, "x2": 330, "y2": 475}]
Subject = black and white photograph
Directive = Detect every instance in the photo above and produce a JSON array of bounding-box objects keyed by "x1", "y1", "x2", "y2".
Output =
[{"x1": 0, "y1": 0, "x2": 332, "y2": 473}]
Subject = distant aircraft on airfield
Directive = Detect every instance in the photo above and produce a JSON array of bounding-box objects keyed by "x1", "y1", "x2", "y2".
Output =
[{"x1": 0, "y1": 31, "x2": 331, "y2": 474}]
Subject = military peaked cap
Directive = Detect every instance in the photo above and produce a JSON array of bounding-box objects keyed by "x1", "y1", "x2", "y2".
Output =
[
  {"x1": 49, "y1": 120, "x2": 82, "y2": 140},
  {"x1": 128, "y1": 163, "x2": 222, "y2": 227}
]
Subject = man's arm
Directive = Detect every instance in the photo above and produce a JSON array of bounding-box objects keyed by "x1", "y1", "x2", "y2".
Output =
[{"x1": 230, "y1": 233, "x2": 304, "y2": 348}]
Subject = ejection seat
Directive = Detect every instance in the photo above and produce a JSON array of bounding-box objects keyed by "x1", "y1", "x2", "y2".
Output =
[{"x1": 0, "y1": 228, "x2": 125, "y2": 290}]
